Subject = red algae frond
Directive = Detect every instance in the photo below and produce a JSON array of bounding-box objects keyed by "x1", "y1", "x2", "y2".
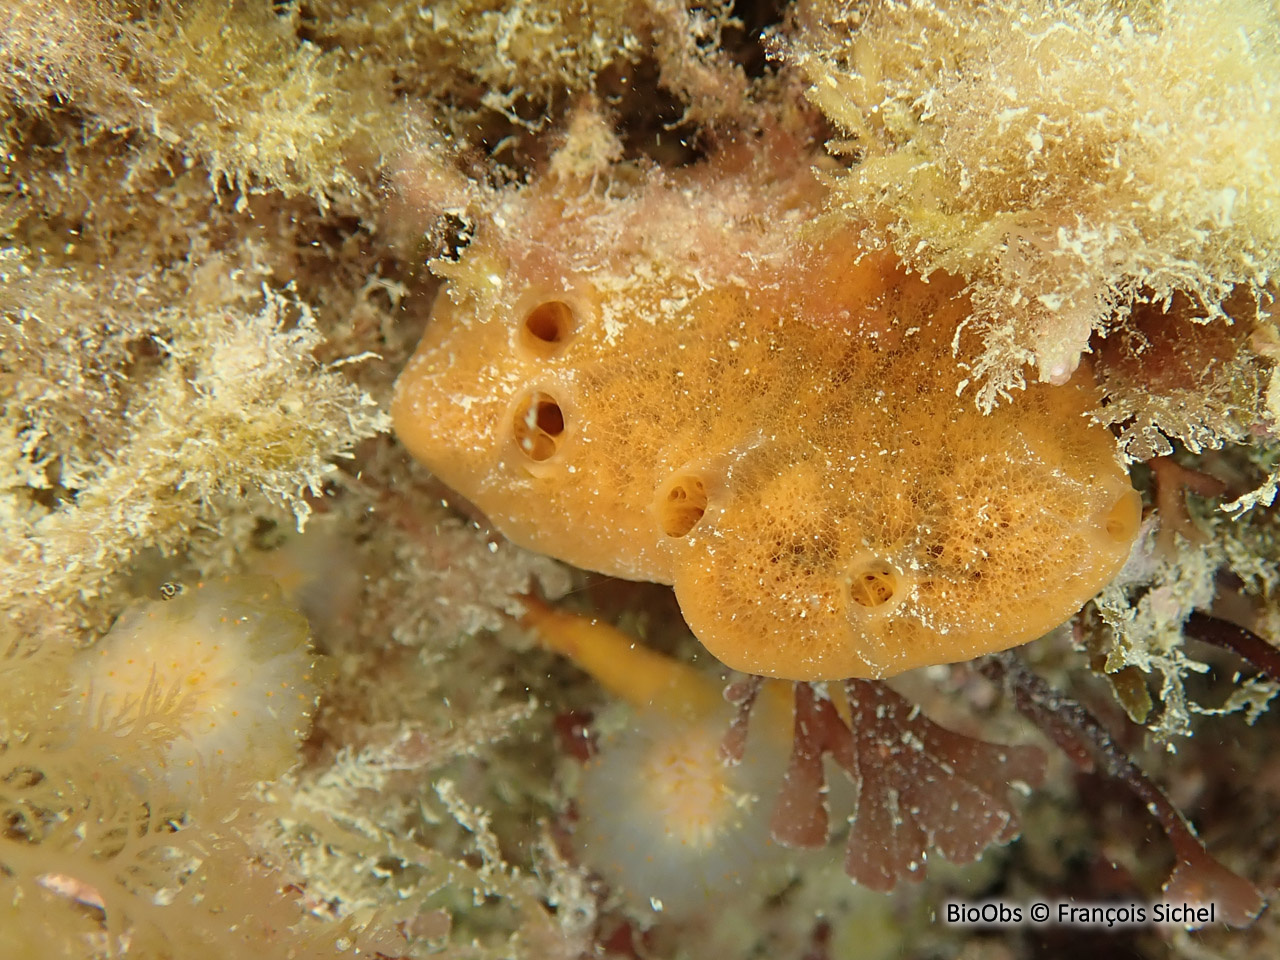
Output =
[
  {"x1": 772, "y1": 680, "x2": 1045, "y2": 892},
  {"x1": 981, "y1": 652, "x2": 1266, "y2": 928}
]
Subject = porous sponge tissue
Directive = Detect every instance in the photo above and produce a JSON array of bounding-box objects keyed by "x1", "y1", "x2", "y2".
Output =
[
  {"x1": 393, "y1": 151, "x2": 1143, "y2": 680},
  {"x1": 75, "y1": 577, "x2": 319, "y2": 793}
]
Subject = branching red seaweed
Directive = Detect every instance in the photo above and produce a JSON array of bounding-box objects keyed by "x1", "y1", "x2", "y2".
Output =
[
  {"x1": 979, "y1": 650, "x2": 1266, "y2": 927},
  {"x1": 769, "y1": 679, "x2": 1046, "y2": 892}
]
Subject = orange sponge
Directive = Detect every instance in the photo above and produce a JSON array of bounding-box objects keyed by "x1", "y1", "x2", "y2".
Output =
[{"x1": 393, "y1": 156, "x2": 1140, "y2": 680}]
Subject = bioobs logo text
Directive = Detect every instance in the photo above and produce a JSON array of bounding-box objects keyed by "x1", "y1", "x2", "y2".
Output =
[{"x1": 944, "y1": 901, "x2": 1028, "y2": 925}]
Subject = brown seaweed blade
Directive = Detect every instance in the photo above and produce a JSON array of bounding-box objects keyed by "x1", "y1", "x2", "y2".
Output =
[
  {"x1": 770, "y1": 680, "x2": 1046, "y2": 892},
  {"x1": 980, "y1": 651, "x2": 1266, "y2": 927}
]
